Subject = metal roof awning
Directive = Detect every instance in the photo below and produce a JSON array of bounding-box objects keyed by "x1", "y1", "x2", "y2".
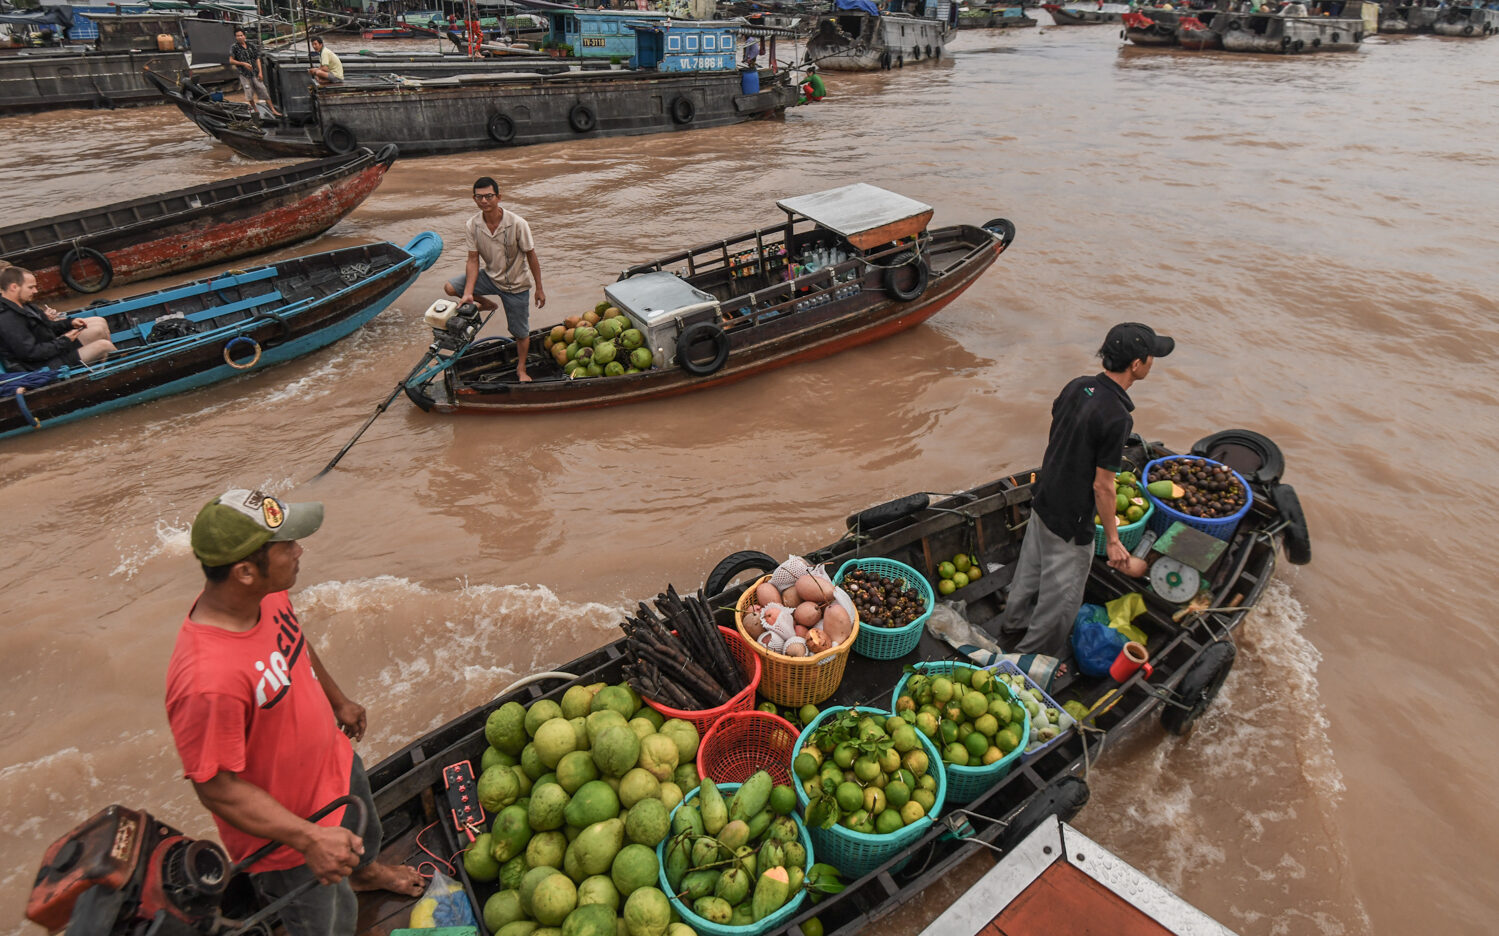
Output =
[{"x1": 777, "y1": 183, "x2": 935, "y2": 251}]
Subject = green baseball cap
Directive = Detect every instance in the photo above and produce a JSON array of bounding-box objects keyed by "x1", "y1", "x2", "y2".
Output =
[{"x1": 191, "y1": 488, "x2": 324, "y2": 566}]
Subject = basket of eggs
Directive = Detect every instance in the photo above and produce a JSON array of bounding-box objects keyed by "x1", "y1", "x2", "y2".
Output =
[{"x1": 734, "y1": 557, "x2": 861, "y2": 707}]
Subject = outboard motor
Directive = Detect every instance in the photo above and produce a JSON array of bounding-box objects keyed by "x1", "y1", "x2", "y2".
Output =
[{"x1": 424, "y1": 299, "x2": 483, "y2": 353}]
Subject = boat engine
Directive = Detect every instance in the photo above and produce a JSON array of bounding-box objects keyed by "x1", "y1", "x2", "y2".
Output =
[
  {"x1": 424, "y1": 299, "x2": 483, "y2": 352},
  {"x1": 27, "y1": 805, "x2": 237, "y2": 936}
]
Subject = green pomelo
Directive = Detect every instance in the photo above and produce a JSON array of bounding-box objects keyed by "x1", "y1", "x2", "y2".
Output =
[
  {"x1": 591, "y1": 686, "x2": 637, "y2": 720},
  {"x1": 520, "y1": 866, "x2": 561, "y2": 916},
  {"x1": 636, "y1": 734, "x2": 679, "y2": 782},
  {"x1": 536, "y1": 718, "x2": 580, "y2": 769},
  {"x1": 561, "y1": 903, "x2": 618, "y2": 936},
  {"x1": 672, "y1": 763, "x2": 699, "y2": 794},
  {"x1": 465, "y1": 832, "x2": 502, "y2": 882},
  {"x1": 530, "y1": 783, "x2": 572, "y2": 831},
  {"x1": 619, "y1": 768, "x2": 660, "y2": 808},
  {"x1": 484, "y1": 889, "x2": 526, "y2": 933},
  {"x1": 623, "y1": 887, "x2": 671, "y2": 936},
  {"x1": 571, "y1": 717, "x2": 592, "y2": 752},
  {"x1": 564, "y1": 780, "x2": 621, "y2": 828},
  {"x1": 649, "y1": 719, "x2": 696, "y2": 764},
  {"x1": 533, "y1": 872, "x2": 580, "y2": 927},
  {"x1": 491, "y1": 804, "x2": 533, "y2": 863},
  {"x1": 496, "y1": 924, "x2": 541, "y2": 936},
  {"x1": 482, "y1": 746, "x2": 516, "y2": 773},
  {"x1": 578, "y1": 874, "x2": 621, "y2": 911},
  {"x1": 562, "y1": 685, "x2": 597, "y2": 720},
  {"x1": 500, "y1": 854, "x2": 528, "y2": 890},
  {"x1": 479, "y1": 766, "x2": 522, "y2": 813},
  {"x1": 573, "y1": 817, "x2": 625, "y2": 878},
  {"x1": 528, "y1": 830, "x2": 569, "y2": 871},
  {"x1": 558, "y1": 750, "x2": 600, "y2": 793},
  {"x1": 610, "y1": 843, "x2": 659, "y2": 897},
  {"x1": 594, "y1": 724, "x2": 642, "y2": 778},
  {"x1": 624, "y1": 797, "x2": 670, "y2": 847},
  {"x1": 527, "y1": 700, "x2": 565, "y2": 738},
  {"x1": 487, "y1": 702, "x2": 529, "y2": 755},
  {"x1": 587, "y1": 710, "x2": 630, "y2": 746},
  {"x1": 522, "y1": 745, "x2": 546, "y2": 781},
  {"x1": 628, "y1": 717, "x2": 656, "y2": 741}
]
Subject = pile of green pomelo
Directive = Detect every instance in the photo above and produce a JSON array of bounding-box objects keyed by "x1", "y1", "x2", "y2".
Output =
[{"x1": 894, "y1": 666, "x2": 1024, "y2": 769}]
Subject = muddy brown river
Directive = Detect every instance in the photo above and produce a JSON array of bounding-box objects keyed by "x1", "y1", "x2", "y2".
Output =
[{"x1": 3, "y1": 22, "x2": 1498, "y2": 936}]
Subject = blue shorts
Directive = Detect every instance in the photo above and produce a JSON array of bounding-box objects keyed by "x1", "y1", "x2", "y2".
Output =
[{"x1": 446, "y1": 269, "x2": 530, "y2": 338}]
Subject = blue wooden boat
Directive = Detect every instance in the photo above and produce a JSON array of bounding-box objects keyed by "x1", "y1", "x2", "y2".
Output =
[{"x1": 0, "y1": 233, "x2": 441, "y2": 439}]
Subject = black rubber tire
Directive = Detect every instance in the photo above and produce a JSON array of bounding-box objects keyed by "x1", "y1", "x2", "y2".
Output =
[
  {"x1": 487, "y1": 112, "x2": 516, "y2": 143},
  {"x1": 1292, "y1": 39, "x2": 1305, "y2": 50},
  {"x1": 1281, "y1": 34, "x2": 1291, "y2": 48},
  {"x1": 1330, "y1": 31, "x2": 1340, "y2": 42},
  {"x1": 324, "y1": 122, "x2": 357, "y2": 155},
  {"x1": 1161, "y1": 640, "x2": 1236, "y2": 737},
  {"x1": 880, "y1": 50, "x2": 892, "y2": 69},
  {"x1": 704, "y1": 550, "x2": 779, "y2": 599},
  {"x1": 1227, "y1": 19, "x2": 1241, "y2": 30},
  {"x1": 670, "y1": 96, "x2": 695, "y2": 124},
  {"x1": 251, "y1": 310, "x2": 293, "y2": 344},
  {"x1": 1354, "y1": 30, "x2": 1363, "y2": 41},
  {"x1": 1270, "y1": 483, "x2": 1311, "y2": 566},
  {"x1": 568, "y1": 103, "x2": 597, "y2": 133},
  {"x1": 911, "y1": 45, "x2": 921, "y2": 60},
  {"x1": 59, "y1": 246, "x2": 113, "y2": 294},
  {"x1": 845, "y1": 492, "x2": 930, "y2": 532},
  {"x1": 982, "y1": 217, "x2": 1017, "y2": 250},
  {"x1": 1190, "y1": 428, "x2": 1286, "y2": 487},
  {"x1": 1311, "y1": 36, "x2": 1321, "y2": 47},
  {"x1": 994, "y1": 777, "x2": 1090, "y2": 854},
  {"x1": 677, "y1": 321, "x2": 730, "y2": 376},
  {"x1": 883, "y1": 254, "x2": 930, "y2": 302},
  {"x1": 925, "y1": 44, "x2": 933, "y2": 57},
  {"x1": 1463, "y1": 23, "x2": 1474, "y2": 34}
]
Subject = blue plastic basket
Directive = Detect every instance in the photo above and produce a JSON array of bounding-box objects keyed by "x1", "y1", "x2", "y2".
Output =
[
  {"x1": 990, "y1": 661, "x2": 1074, "y2": 763},
  {"x1": 1142, "y1": 455, "x2": 1253, "y2": 542},
  {"x1": 888, "y1": 662, "x2": 1029, "y2": 804},
  {"x1": 657, "y1": 782, "x2": 813, "y2": 936},
  {"x1": 834, "y1": 557, "x2": 934, "y2": 660},
  {"x1": 1094, "y1": 498, "x2": 1155, "y2": 556},
  {"x1": 791, "y1": 706, "x2": 947, "y2": 879}
]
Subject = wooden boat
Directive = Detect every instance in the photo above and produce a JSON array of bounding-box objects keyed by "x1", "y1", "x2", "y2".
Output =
[
  {"x1": 22, "y1": 426, "x2": 1311, "y2": 935},
  {"x1": 805, "y1": 7, "x2": 953, "y2": 70},
  {"x1": 1122, "y1": 9, "x2": 1180, "y2": 45},
  {"x1": 1431, "y1": 3, "x2": 1499, "y2": 35},
  {"x1": 1217, "y1": 10, "x2": 1364, "y2": 52},
  {"x1": 0, "y1": 146, "x2": 398, "y2": 301},
  {"x1": 1178, "y1": 12, "x2": 1224, "y2": 49},
  {"x1": 0, "y1": 233, "x2": 441, "y2": 440},
  {"x1": 402, "y1": 184, "x2": 1016, "y2": 415},
  {"x1": 1044, "y1": 3, "x2": 1128, "y2": 25},
  {"x1": 958, "y1": 5, "x2": 1040, "y2": 28}
]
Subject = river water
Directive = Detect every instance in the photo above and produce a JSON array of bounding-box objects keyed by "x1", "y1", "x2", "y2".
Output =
[{"x1": 3, "y1": 22, "x2": 1498, "y2": 936}]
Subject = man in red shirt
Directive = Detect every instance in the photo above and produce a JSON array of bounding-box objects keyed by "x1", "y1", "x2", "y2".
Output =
[{"x1": 166, "y1": 489, "x2": 422, "y2": 935}]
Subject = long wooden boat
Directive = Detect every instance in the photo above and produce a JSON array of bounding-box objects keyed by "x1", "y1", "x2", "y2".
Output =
[
  {"x1": 1043, "y1": 3, "x2": 1127, "y2": 25},
  {"x1": 0, "y1": 146, "x2": 398, "y2": 302},
  {"x1": 1216, "y1": 11, "x2": 1365, "y2": 52},
  {"x1": 403, "y1": 184, "x2": 1016, "y2": 415},
  {"x1": 805, "y1": 10, "x2": 952, "y2": 70},
  {"x1": 22, "y1": 427, "x2": 1310, "y2": 934},
  {"x1": 1177, "y1": 12, "x2": 1224, "y2": 49},
  {"x1": 0, "y1": 233, "x2": 441, "y2": 440},
  {"x1": 958, "y1": 5, "x2": 1040, "y2": 29},
  {"x1": 1431, "y1": 3, "x2": 1499, "y2": 35},
  {"x1": 1122, "y1": 10, "x2": 1180, "y2": 45}
]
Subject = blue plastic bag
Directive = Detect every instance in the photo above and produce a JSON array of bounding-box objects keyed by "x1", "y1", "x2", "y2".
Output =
[{"x1": 1071, "y1": 603, "x2": 1126, "y2": 677}]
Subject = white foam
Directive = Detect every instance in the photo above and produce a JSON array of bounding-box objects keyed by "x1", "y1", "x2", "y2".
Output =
[{"x1": 110, "y1": 519, "x2": 192, "y2": 580}]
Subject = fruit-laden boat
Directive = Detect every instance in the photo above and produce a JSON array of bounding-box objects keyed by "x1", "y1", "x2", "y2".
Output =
[
  {"x1": 0, "y1": 146, "x2": 398, "y2": 302},
  {"x1": 804, "y1": 0, "x2": 954, "y2": 71},
  {"x1": 23, "y1": 428, "x2": 1310, "y2": 935},
  {"x1": 1177, "y1": 11, "x2": 1224, "y2": 49},
  {"x1": 1377, "y1": 0, "x2": 1443, "y2": 33},
  {"x1": 1216, "y1": 9, "x2": 1365, "y2": 52},
  {"x1": 1431, "y1": 2, "x2": 1499, "y2": 35},
  {"x1": 402, "y1": 184, "x2": 1015, "y2": 415},
  {"x1": 1043, "y1": 3, "x2": 1128, "y2": 25},
  {"x1": 0, "y1": 233, "x2": 441, "y2": 440}
]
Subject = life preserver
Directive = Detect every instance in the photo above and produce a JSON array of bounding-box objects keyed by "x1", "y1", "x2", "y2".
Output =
[
  {"x1": 568, "y1": 103, "x2": 597, "y2": 132},
  {"x1": 704, "y1": 550, "x2": 779, "y2": 598},
  {"x1": 487, "y1": 112, "x2": 517, "y2": 143},
  {"x1": 677, "y1": 321, "x2": 730, "y2": 376},
  {"x1": 59, "y1": 246, "x2": 113, "y2": 293},
  {"x1": 883, "y1": 254, "x2": 929, "y2": 302},
  {"x1": 324, "y1": 123, "x2": 357, "y2": 155},
  {"x1": 224, "y1": 336, "x2": 262, "y2": 370},
  {"x1": 1160, "y1": 640, "x2": 1236, "y2": 737},
  {"x1": 670, "y1": 96, "x2": 695, "y2": 124}
]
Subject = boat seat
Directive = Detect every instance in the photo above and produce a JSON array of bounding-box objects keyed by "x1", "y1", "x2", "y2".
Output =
[
  {"x1": 97, "y1": 267, "x2": 281, "y2": 322},
  {"x1": 121, "y1": 290, "x2": 283, "y2": 343}
]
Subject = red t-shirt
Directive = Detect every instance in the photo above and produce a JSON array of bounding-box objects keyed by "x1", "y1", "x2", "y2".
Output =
[{"x1": 165, "y1": 591, "x2": 354, "y2": 872}]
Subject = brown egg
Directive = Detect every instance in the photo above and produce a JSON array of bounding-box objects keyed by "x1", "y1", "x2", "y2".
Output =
[
  {"x1": 755, "y1": 581, "x2": 781, "y2": 608},
  {"x1": 822, "y1": 603, "x2": 853, "y2": 644}
]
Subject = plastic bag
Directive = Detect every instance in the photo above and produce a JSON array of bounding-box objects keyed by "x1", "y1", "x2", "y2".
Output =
[
  {"x1": 1105, "y1": 592, "x2": 1148, "y2": 645},
  {"x1": 925, "y1": 601, "x2": 1060, "y2": 691},
  {"x1": 407, "y1": 871, "x2": 476, "y2": 929},
  {"x1": 1070, "y1": 603, "x2": 1126, "y2": 678}
]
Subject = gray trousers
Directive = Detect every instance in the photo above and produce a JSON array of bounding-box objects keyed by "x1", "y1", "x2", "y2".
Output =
[
  {"x1": 999, "y1": 514, "x2": 1094, "y2": 658},
  {"x1": 250, "y1": 754, "x2": 383, "y2": 936}
]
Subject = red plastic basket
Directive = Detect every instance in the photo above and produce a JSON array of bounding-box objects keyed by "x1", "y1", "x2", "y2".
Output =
[
  {"x1": 696, "y1": 710, "x2": 799, "y2": 786},
  {"x1": 641, "y1": 625, "x2": 761, "y2": 736}
]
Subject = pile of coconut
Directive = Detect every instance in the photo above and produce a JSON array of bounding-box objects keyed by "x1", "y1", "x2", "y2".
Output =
[{"x1": 741, "y1": 557, "x2": 857, "y2": 658}]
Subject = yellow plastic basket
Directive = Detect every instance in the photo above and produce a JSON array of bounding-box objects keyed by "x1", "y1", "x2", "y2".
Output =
[{"x1": 734, "y1": 574, "x2": 860, "y2": 707}]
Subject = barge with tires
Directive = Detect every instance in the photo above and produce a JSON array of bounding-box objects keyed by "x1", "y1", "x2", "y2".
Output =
[
  {"x1": 402, "y1": 184, "x2": 1016, "y2": 415},
  {"x1": 0, "y1": 146, "x2": 397, "y2": 302},
  {"x1": 1216, "y1": 10, "x2": 1365, "y2": 52},
  {"x1": 0, "y1": 234, "x2": 440, "y2": 440},
  {"x1": 804, "y1": 3, "x2": 954, "y2": 71},
  {"x1": 23, "y1": 426, "x2": 1309, "y2": 934},
  {"x1": 1430, "y1": 2, "x2": 1499, "y2": 36}
]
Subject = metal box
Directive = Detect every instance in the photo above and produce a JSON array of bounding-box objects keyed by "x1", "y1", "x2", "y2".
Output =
[{"x1": 604, "y1": 271, "x2": 720, "y2": 367}]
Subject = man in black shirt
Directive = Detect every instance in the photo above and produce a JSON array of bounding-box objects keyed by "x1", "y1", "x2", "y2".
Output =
[
  {"x1": 229, "y1": 28, "x2": 281, "y2": 117},
  {"x1": 0, "y1": 266, "x2": 115, "y2": 372},
  {"x1": 998, "y1": 323, "x2": 1174, "y2": 658}
]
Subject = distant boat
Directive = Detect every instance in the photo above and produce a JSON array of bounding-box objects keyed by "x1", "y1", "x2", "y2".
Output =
[
  {"x1": 1, "y1": 146, "x2": 399, "y2": 301},
  {"x1": 0, "y1": 234, "x2": 441, "y2": 439},
  {"x1": 804, "y1": 2, "x2": 954, "y2": 70},
  {"x1": 1043, "y1": 3, "x2": 1128, "y2": 24}
]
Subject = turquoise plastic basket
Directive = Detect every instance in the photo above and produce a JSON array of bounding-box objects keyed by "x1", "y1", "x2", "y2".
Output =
[
  {"x1": 657, "y1": 782, "x2": 813, "y2": 936},
  {"x1": 835, "y1": 557, "x2": 934, "y2": 660},
  {"x1": 1093, "y1": 498, "x2": 1155, "y2": 556},
  {"x1": 888, "y1": 662, "x2": 1030, "y2": 805},
  {"x1": 791, "y1": 706, "x2": 947, "y2": 879}
]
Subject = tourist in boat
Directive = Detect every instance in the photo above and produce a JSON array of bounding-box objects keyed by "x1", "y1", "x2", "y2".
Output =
[
  {"x1": 165, "y1": 489, "x2": 424, "y2": 936},
  {"x1": 0, "y1": 266, "x2": 114, "y2": 372},
  {"x1": 230, "y1": 28, "x2": 282, "y2": 118},
  {"x1": 996, "y1": 323, "x2": 1173, "y2": 658},
  {"x1": 309, "y1": 36, "x2": 345, "y2": 85},
  {"x1": 444, "y1": 176, "x2": 547, "y2": 383}
]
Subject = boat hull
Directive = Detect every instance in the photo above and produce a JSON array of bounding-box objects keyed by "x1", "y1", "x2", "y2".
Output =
[
  {"x1": 805, "y1": 14, "x2": 952, "y2": 71},
  {"x1": 1218, "y1": 12, "x2": 1364, "y2": 52},
  {"x1": 1431, "y1": 7, "x2": 1499, "y2": 35},
  {"x1": 1044, "y1": 5, "x2": 1125, "y2": 25},
  {"x1": 0, "y1": 50, "x2": 195, "y2": 113}
]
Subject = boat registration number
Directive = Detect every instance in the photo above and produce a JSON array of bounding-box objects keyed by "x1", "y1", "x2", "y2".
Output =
[{"x1": 582, "y1": 37, "x2": 606, "y2": 47}]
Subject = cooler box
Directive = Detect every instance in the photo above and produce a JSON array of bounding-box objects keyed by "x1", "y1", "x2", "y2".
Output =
[{"x1": 603, "y1": 271, "x2": 720, "y2": 368}]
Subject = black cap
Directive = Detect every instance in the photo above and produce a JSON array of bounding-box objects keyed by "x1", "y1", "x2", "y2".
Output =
[{"x1": 1102, "y1": 323, "x2": 1174, "y2": 365}]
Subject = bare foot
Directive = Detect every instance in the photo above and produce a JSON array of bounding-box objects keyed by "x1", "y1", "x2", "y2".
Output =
[
  {"x1": 516, "y1": 370, "x2": 532, "y2": 383},
  {"x1": 349, "y1": 861, "x2": 425, "y2": 896}
]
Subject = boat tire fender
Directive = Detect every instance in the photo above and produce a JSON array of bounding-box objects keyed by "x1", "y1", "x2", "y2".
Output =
[
  {"x1": 670, "y1": 95, "x2": 695, "y2": 124},
  {"x1": 1281, "y1": 34, "x2": 1291, "y2": 47},
  {"x1": 1189, "y1": 427, "x2": 1285, "y2": 486},
  {"x1": 846, "y1": 492, "x2": 931, "y2": 532},
  {"x1": 1227, "y1": 18, "x2": 1241, "y2": 29},
  {"x1": 1464, "y1": 23, "x2": 1474, "y2": 34},
  {"x1": 324, "y1": 123, "x2": 357, "y2": 155},
  {"x1": 1293, "y1": 38, "x2": 1305, "y2": 50},
  {"x1": 59, "y1": 246, "x2": 113, "y2": 294},
  {"x1": 1330, "y1": 31, "x2": 1340, "y2": 41},
  {"x1": 880, "y1": 50, "x2": 892, "y2": 69},
  {"x1": 982, "y1": 217, "x2": 1017, "y2": 250},
  {"x1": 251, "y1": 310, "x2": 293, "y2": 344},
  {"x1": 884, "y1": 254, "x2": 929, "y2": 302},
  {"x1": 1354, "y1": 30, "x2": 1363, "y2": 40},
  {"x1": 487, "y1": 112, "x2": 517, "y2": 143},
  {"x1": 1311, "y1": 36, "x2": 1321, "y2": 47},
  {"x1": 224, "y1": 336, "x2": 262, "y2": 370},
  {"x1": 925, "y1": 44, "x2": 933, "y2": 58},
  {"x1": 569, "y1": 103, "x2": 597, "y2": 133},
  {"x1": 897, "y1": 53, "x2": 904, "y2": 67},
  {"x1": 704, "y1": 550, "x2": 779, "y2": 598},
  {"x1": 1162, "y1": 640, "x2": 1235, "y2": 736},
  {"x1": 1269, "y1": 482, "x2": 1311, "y2": 565},
  {"x1": 911, "y1": 44, "x2": 921, "y2": 60},
  {"x1": 994, "y1": 776, "x2": 1091, "y2": 854},
  {"x1": 677, "y1": 321, "x2": 729, "y2": 376}
]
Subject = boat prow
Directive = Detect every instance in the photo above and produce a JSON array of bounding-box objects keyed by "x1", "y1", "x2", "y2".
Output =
[{"x1": 403, "y1": 231, "x2": 445, "y2": 271}]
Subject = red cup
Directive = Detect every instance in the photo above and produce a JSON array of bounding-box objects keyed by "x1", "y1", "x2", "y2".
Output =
[{"x1": 1109, "y1": 641, "x2": 1153, "y2": 682}]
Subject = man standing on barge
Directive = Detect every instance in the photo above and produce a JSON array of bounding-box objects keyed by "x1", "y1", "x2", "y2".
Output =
[
  {"x1": 444, "y1": 176, "x2": 547, "y2": 382},
  {"x1": 165, "y1": 489, "x2": 423, "y2": 936},
  {"x1": 998, "y1": 323, "x2": 1173, "y2": 658}
]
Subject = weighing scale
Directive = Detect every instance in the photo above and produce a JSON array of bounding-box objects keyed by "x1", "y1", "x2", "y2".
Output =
[{"x1": 1142, "y1": 522, "x2": 1228, "y2": 604}]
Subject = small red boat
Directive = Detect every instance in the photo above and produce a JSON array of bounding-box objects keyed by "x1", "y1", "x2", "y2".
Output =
[
  {"x1": 402, "y1": 184, "x2": 1016, "y2": 415},
  {"x1": 0, "y1": 146, "x2": 398, "y2": 300}
]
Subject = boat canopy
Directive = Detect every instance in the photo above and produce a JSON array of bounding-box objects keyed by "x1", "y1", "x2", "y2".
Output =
[
  {"x1": 834, "y1": 0, "x2": 883, "y2": 15},
  {"x1": 777, "y1": 183, "x2": 935, "y2": 250}
]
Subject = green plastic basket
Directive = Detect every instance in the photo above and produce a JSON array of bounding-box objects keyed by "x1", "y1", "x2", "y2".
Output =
[
  {"x1": 1093, "y1": 498, "x2": 1155, "y2": 556},
  {"x1": 888, "y1": 661, "x2": 1030, "y2": 805},
  {"x1": 657, "y1": 782, "x2": 813, "y2": 936},
  {"x1": 791, "y1": 706, "x2": 947, "y2": 879},
  {"x1": 835, "y1": 557, "x2": 934, "y2": 660}
]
